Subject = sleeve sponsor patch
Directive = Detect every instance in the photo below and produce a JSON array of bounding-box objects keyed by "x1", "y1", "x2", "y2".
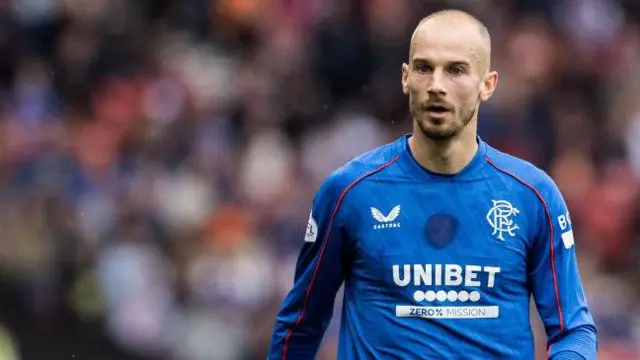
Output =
[
  {"x1": 305, "y1": 212, "x2": 318, "y2": 242},
  {"x1": 561, "y1": 230, "x2": 574, "y2": 249}
]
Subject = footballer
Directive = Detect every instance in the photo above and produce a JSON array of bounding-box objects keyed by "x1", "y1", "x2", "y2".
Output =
[{"x1": 267, "y1": 9, "x2": 597, "y2": 360}]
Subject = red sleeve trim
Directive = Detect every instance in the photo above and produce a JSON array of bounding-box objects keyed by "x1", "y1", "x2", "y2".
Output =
[
  {"x1": 282, "y1": 156, "x2": 399, "y2": 359},
  {"x1": 485, "y1": 156, "x2": 565, "y2": 334}
]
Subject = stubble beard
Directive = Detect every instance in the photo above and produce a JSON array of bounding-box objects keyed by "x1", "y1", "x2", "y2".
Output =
[{"x1": 411, "y1": 100, "x2": 476, "y2": 141}]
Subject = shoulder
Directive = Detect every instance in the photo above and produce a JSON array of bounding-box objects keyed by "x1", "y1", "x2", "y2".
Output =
[
  {"x1": 484, "y1": 144, "x2": 562, "y2": 202},
  {"x1": 316, "y1": 139, "x2": 401, "y2": 203}
]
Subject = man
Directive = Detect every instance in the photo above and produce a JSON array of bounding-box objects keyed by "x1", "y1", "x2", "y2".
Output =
[{"x1": 267, "y1": 9, "x2": 597, "y2": 360}]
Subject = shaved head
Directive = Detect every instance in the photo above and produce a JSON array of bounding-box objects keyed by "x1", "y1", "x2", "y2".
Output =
[
  {"x1": 401, "y1": 8, "x2": 498, "y2": 142},
  {"x1": 410, "y1": 10, "x2": 491, "y2": 72}
]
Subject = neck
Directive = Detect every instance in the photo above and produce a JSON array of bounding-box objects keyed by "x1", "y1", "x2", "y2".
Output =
[{"x1": 408, "y1": 122, "x2": 479, "y2": 175}]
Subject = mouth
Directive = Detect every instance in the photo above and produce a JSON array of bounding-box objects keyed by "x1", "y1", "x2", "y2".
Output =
[{"x1": 424, "y1": 104, "x2": 451, "y2": 117}]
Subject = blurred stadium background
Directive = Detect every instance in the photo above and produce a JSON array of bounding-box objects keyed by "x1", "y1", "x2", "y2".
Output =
[{"x1": 0, "y1": 0, "x2": 639, "y2": 359}]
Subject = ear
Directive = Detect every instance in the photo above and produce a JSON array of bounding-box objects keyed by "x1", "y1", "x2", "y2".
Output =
[
  {"x1": 401, "y1": 63, "x2": 409, "y2": 95},
  {"x1": 480, "y1": 71, "x2": 498, "y2": 101}
]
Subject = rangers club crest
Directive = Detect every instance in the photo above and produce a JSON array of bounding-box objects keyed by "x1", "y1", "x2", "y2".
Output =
[{"x1": 486, "y1": 200, "x2": 520, "y2": 241}]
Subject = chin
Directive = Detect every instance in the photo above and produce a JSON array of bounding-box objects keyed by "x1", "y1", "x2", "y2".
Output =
[
  {"x1": 416, "y1": 119, "x2": 460, "y2": 141},
  {"x1": 423, "y1": 129, "x2": 458, "y2": 141}
]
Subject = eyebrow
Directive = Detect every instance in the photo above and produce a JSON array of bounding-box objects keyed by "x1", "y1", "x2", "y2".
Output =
[{"x1": 411, "y1": 58, "x2": 471, "y2": 67}]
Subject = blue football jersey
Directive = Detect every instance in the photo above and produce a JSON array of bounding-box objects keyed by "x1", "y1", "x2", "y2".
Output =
[{"x1": 268, "y1": 135, "x2": 597, "y2": 360}]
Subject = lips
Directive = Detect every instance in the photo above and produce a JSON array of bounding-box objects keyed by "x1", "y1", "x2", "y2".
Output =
[
  {"x1": 425, "y1": 105, "x2": 450, "y2": 113},
  {"x1": 423, "y1": 103, "x2": 452, "y2": 115}
]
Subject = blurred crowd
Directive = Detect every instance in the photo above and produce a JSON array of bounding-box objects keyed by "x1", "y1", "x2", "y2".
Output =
[{"x1": 0, "y1": 0, "x2": 639, "y2": 359}]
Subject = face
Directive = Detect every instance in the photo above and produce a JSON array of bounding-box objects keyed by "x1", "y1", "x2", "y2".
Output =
[{"x1": 402, "y1": 21, "x2": 497, "y2": 140}]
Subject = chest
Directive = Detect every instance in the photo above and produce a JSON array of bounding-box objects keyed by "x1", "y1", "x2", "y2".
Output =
[{"x1": 345, "y1": 184, "x2": 533, "y2": 289}]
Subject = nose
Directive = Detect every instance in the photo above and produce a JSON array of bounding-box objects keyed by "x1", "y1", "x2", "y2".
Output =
[{"x1": 427, "y1": 69, "x2": 447, "y2": 96}]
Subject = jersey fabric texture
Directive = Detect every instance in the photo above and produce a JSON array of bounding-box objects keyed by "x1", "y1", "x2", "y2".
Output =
[{"x1": 268, "y1": 134, "x2": 597, "y2": 360}]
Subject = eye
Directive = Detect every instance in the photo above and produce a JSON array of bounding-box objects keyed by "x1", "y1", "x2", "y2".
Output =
[
  {"x1": 449, "y1": 66, "x2": 465, "y2": 76},
  {"x1": 415, "y1": 63, "x2": 432, "y2": 73}
]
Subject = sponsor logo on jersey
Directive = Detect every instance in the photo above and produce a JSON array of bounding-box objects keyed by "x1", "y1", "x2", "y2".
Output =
[
  {"x1": 392, "y1": 263, "x2": 501, "y2": 319},
  {"x1": 557, "y1": 211, "x2": 574, "y2": 249},
  {"x1": 371, "y1": 205, "x2": 401, "y2": 230},
  {"x1": 396, "y1": 305, "x2": 499, "y2": 319}
]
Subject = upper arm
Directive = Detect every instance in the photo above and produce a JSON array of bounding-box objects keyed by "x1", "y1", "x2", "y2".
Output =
[
  {"x1": 268, "y1": 172, "x2": 353, "y2": 358},
  {"x1": 294, "y1": 179, "x2": 348, "y2": 300},
  {"x1": 527, "y1": 177, "x2": 596, "y2": 351}
]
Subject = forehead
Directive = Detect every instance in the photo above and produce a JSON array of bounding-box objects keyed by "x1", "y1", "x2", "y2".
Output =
[{"x1": 411, "y1": 21, "x2": 487, "y2": 65}]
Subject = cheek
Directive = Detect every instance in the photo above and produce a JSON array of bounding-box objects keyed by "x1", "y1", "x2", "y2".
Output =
[
  {"x1": 408, "y1": 84, "x2": 423, "y2": 100},
  {"x1": 408, "y1": 74, "x2": 427, "y2": 89},
  {"x1": 451, "y1": 80, "x2": 481, "y2": 104}
]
